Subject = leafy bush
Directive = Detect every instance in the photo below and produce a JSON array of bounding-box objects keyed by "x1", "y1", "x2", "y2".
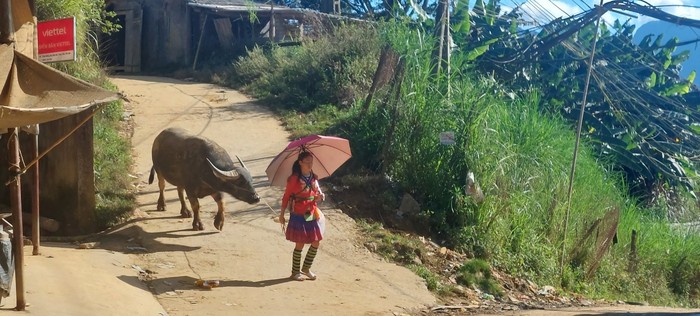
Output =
[{"x1": 232, "y1": 23, "x2": 381, "y2": 111}]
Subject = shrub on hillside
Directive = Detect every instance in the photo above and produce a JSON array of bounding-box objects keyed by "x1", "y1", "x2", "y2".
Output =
[{"x1": 232, "y1": 23, "x2": 381, "y2": 111}]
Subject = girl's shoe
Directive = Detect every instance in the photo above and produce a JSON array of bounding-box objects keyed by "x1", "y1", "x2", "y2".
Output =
[
  {"x1": 301, "y1": 270, "x2": 317, "y2": 280},
  {"x1": 291, "y1": 273, "x2": 305, "y2": 281}
]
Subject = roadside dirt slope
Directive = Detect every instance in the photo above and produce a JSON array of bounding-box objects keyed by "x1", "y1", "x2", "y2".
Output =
[{"x1": 112, "y1": 75, "x2": 436, "y2": 316}]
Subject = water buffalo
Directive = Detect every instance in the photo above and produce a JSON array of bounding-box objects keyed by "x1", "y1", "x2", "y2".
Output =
[{"x1": 148, "y1": 127, "x2": 260, "y2": 231}]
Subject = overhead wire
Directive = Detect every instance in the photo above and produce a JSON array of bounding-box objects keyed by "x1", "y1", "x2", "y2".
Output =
[
  {"x1": 554, "y1": 12, "x2": 691, "y2": 117},
  {"x1": 633, "y1": 1, "x2": 700, "y2": 45},
  {"x1": 544, "y1": 0, "x2": 578, "y2": 17},
  {"x1": 510, "y1": 0, "x2": 693, "y2": 105},
  {"x1": 563, "y1": 9, "x2": 700, "y2": 168},
  {"x1": 592, "y1": 17, "x2": 695, "y2": 110},
  {"x1": 497, "y1": 0, "x2": 700, "y2": 171},
  {"x1": 573, "y1": 0, "x2": 592, "y2": 11}
]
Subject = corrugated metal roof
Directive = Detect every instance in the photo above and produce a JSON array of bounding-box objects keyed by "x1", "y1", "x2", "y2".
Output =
[
  {"x1": 188, "y1": 0, "x2": 260, "y2": 6},
  {"x1": 188, "y1": 0, "x2": 293, "y2": 12},
  {"x1": 187, "y1": 0, "x2": 368, "y2": 22}
]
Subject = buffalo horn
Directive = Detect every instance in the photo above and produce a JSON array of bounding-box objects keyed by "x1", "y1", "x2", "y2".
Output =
[
  {"x1": 236, "y1": 155, "x2": 249, "y2": 170},
  {"x1": 207, "y1": 158, "x2": 240, "y2": 179}
]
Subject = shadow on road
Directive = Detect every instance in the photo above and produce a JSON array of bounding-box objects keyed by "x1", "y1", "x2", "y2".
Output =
[
  {"x1": 117, "y1": 274, "x2": 295, "y2": 294},
  {"x1": 576, "y1": 313, "x2": 700, "y2": 316},
  {"x1": 91, "y1": 219, "x2": 205, "y2": 254},
  {"x1": 218, "y1": 277, "x2": 293, "y2": 288}
]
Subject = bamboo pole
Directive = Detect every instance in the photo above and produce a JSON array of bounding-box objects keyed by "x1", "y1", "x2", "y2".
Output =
[
  {"x1": 561, "y1": 0, "x2": 604, "y2": 280},
  {"x1": 31, "y1": 133, "x2": 40, "y2": 255},
  {"x1": 8, "y1": 128, "x2": 26, "y2": 311},
  {"x1": 431, "y1": 0, "x2": 447, "y2": 75},
  {"x1": 270, "y1": 4, "x2": 275, "y2": 40}
]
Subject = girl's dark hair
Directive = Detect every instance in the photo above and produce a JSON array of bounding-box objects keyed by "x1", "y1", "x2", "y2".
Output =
[{"x1": 291, "y1": 151, "x2": 316, "y2": 179}]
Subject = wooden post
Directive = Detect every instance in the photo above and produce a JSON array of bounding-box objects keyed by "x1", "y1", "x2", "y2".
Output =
[
  {"x1": 31, "y1": 133, "x2": 40, "y2": 255},
  {"x1": 8, "y1": 128, "x2": 26, "y2": 311},
  {"x1": 192, "y1": 13, "x2": 208, "y2": 71},
  {"x1": 628, "y1": 229, "x2": 637, "y2": 273},
  {"x1": 299, "y1": 22, "x2": 304, "y2": 41},
  {"x1": 561, "y1": 0, "x2": 605, "y2": 280},
  {"x1": 362, "y1": 46, "x2": 400, "y2": 114},
  {"x1": 0, "y1": 0, "x2": 13, "y2": 44},
  {"x1": 270, "y1": 4, "x2": 275, "y2": 40}
]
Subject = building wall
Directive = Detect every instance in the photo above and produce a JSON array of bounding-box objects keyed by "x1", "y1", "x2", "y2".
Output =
[
  {"x1": 37, "y1": 113, "x2": 97, "y2": 235},
  {"x1": 107, "y1": 0, "x2": 191, "y2": 71},
  {"x1": 0, "y1": 114, "x2": 96, "y2": 236}
]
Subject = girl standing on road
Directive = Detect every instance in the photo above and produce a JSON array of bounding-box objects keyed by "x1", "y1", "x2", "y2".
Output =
[{"x1": 278, "y1": 151, "x2": 326, "y2": 281}]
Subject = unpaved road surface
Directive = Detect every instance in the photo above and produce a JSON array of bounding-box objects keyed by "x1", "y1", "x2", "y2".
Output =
[
  {"x1": 112, "y1": 75, "x2": 436, "y2": 316},
  {"x1": 3, "y1": 75, "x2": 435, "y2": 316}
]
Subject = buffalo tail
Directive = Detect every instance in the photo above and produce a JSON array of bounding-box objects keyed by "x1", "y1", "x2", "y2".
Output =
[{"x1": 148, "y1": 166, "x2": 156, "y2": 184}]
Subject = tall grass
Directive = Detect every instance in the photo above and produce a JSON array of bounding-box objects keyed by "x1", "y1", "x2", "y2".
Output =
[
  {"x1": 465, "y1": 91, "x2": 626, "y2": 283},
  {"x1": 218, "y1": 19, "x2": 700, "y2": 306},
  {"x1": 230, "y1": 23, "x2": 381, "y2": 112}
]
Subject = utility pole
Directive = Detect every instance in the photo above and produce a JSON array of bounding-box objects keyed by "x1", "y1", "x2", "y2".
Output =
[{"x1": 561, "y1": 0, "x2": 604, "y2": 280}]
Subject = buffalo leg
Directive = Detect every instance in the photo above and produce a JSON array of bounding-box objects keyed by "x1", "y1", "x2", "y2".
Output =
[
  {"x1": 212, "y1": 192, "x2": 225, "y2": 231},
  {"x1": 186, "y1": 192, "x2": 204, "y2": 231},
  {"x1": 177, "y1": 187, "x2": 192, "y2": 218},
  {"x1": 156, "y1": 173, "x2": 166, "y2": 211}
]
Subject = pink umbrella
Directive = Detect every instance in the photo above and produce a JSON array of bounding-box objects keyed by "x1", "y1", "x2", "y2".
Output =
[{"x1": 266, "y1": 135, "x2": 352, "y2": 187}]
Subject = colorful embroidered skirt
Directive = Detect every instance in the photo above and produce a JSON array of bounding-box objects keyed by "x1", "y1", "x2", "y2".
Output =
[{"x1": 286, "y1": 213, "x2": 324, "y2": 243}]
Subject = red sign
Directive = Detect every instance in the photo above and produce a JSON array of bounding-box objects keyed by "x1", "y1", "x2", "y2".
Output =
[{"x1": 37, "y1": 17, "x2": 76, "y2": 63}]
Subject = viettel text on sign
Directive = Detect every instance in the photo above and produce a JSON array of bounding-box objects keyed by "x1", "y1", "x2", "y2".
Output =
[{"x1": 38, "y1": 17, "x2": 76, "y2": 63}]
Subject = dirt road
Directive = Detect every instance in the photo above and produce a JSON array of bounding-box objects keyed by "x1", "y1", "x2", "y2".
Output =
[
  {"x1": 3, "y1": 75, "x2": 434, "y2": 315},
  {"x1": 113, "y1": 75, "x2": 436, "y2": 316}
]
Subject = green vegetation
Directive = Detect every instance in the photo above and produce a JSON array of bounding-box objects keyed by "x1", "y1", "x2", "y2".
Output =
[
  {"x1": 457, "y1": 259, "x2": 503, "y2": 297},
  {"x1": 37, "y1": 0, "x2": 133, "y2": 229},
  {"x1": 228, "y1": 23, "x2": 381, "y2": 112},
  {"x1": 409, "y1": 264, "x2": 451, "y2": 295},
  {"x1": 225, "y1": 17, "x2": 700, "y2": 307},
  {"x1": 357, "y1": 220, "x2": 426, "y2": 264},
  {"x1": 357, "y1": 220, "x2": 453, "y2": 295}
]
